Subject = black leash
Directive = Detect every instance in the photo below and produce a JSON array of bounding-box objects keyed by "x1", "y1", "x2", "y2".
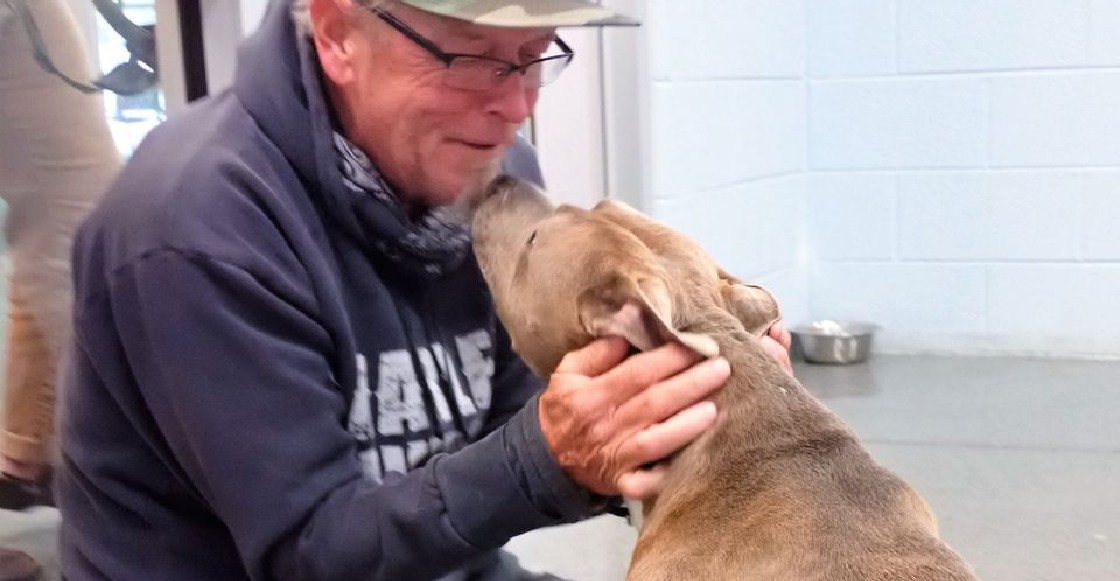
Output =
[{"x1": 5, "y1": 0, "x2": 157, "y2": 95}]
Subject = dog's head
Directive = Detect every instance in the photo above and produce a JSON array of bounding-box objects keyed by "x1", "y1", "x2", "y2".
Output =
[{"x1": 472, "y1": 176, "x2": 725, "y2": 377}]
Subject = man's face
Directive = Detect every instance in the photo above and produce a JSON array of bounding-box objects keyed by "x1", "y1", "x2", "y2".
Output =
[{"x1": 317, "y1": 2, "x2": 554, "y2": 209}]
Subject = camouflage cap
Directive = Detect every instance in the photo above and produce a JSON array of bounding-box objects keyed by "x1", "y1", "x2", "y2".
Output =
[{"x1": 397, "y1": 0, "x2": 639, "y2": 28}]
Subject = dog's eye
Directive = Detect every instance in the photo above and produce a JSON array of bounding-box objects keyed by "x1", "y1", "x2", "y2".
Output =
[{"x1": 526, "y1": 229, "x2": 538, "y2": 246}]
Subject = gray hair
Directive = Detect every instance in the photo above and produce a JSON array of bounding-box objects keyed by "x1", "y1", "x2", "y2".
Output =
[{"x1": 292, "y1": 0, "x2": 390, "y2": 37}]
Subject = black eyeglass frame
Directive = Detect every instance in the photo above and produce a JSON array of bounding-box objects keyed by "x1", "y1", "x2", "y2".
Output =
[{"x1": 370, "y1": 6, "x2": 575, "y2": 89}]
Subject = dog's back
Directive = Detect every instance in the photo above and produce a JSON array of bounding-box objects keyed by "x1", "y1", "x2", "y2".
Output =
[{"x1": 586, "y1": 201, "x2": 979, "y2": 581}]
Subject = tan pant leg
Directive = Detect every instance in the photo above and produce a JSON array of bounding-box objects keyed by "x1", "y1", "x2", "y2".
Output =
[
  {"x1": 0, "y1": 0, "x2": 120, "y2": 467},
  {"x1": 2, "y1": 282, "x2": 53, "y2": 464}
]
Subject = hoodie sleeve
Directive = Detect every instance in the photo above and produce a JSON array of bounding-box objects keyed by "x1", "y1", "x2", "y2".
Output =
[
  {"x1": 99, "y1": 248, "x2": 600, "y2": 581},
  {"x1": 502, "y1": 135, "x2": 546, "y2": 187}
]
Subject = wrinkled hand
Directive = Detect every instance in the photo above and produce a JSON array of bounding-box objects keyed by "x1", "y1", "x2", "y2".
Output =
[
  {"x1": 538, "y1": 337, "x2": 730, "y2": 500},
  {"x1": 760, "y1": 321, "x2": 793, "y2": 376}
]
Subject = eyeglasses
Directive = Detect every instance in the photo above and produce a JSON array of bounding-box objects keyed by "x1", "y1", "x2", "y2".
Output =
[{"x1": 370, "y1": 7, "x2": 574, "y2": 92}]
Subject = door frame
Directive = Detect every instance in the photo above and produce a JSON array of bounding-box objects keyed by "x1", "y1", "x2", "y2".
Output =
[{"x1": 529, "y1": 0, "x2": 651, "y2": 211}]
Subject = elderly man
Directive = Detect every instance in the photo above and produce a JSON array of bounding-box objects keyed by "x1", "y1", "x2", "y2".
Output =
[{"x1": 58, "y1": 1, "x2": 790, "y2": 579}]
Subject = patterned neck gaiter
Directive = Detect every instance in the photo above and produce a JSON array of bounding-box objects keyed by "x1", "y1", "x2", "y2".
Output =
[{"x1": 333, "y1": 132, "x2": 472, "y2": 277}]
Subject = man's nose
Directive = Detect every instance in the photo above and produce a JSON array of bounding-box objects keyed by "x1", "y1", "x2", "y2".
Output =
[{"x1": 486, "y1": 75, "x2": 537, "y2": 124}]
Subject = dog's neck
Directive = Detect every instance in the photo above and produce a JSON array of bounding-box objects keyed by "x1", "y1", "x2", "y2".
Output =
[
  {"x1": 658, "y1": 325, "x2": 853, "y2": 486},
  {"x1": 716, "y1": 329, "x2": 843, "y2": 430}
]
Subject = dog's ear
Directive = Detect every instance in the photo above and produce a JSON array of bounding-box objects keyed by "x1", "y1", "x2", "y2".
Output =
[
  {"x1": 577, "y1": 275, "x2": 719, "y2": 357},
  {"x1": 719, "y1": 273, "x2": 782, "y2": 336}
]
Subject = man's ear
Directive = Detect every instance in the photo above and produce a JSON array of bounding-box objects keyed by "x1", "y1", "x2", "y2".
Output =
[
  {"x1": 310, "y1": 0, "x2": 358, "y2": 85},
  {"x1": 718, "y1": 273, "x2": 782, "y2": 336},
  {"x1": 577, "y1": 275, "x2": 719, "y2": 358}
]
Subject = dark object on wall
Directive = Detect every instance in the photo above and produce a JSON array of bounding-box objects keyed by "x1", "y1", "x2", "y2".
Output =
[{"x1": 174, "y1": 0, "x2": 208, "y2": 101}]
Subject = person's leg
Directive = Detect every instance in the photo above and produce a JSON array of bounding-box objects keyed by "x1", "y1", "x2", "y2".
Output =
[
  {"x1": 0, "y1": 1, "x2": 113, "y2": 577},
  {"x1": 429, "y1": 550, "x2": 572, "y2": 581},
  {"x1": 0, "y1": 273, "x2": 54, "y2": 507},
  {"x1": 467, "y1": 550, "x2": 573, "y2": 581},
  {"x1": 0, "y1": 0, "x2": 119, "y2": 499}
]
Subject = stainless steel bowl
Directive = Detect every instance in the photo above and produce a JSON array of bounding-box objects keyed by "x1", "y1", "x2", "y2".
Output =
[{"x1": 791, "y1": 321, "x2": 879, "y2": 364}]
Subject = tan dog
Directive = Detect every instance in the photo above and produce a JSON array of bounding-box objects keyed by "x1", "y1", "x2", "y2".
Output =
[{"x1": 471, "y1": 176, "x2": 979, "y2": 581}]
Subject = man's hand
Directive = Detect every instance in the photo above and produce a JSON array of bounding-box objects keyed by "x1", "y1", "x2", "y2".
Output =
[
  {"x1": 760, "y1": 321, "x2": 793, "y2": 376},
  {"x1": 538, "y1": 338, "x2": 730, "y2": 501}
]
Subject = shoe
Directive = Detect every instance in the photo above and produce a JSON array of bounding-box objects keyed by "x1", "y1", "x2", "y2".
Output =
[
  {"x1": 0, "y1": 468, "x2": 52, "y2": 511},
  {"x1": 0, "y1": 548, "x2": 41, "y2": 581}
]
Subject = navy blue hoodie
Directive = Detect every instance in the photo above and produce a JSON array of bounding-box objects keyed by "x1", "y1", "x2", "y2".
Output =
[{"x1": 57, "y1": 2, "x2": 600, "y2": 579}]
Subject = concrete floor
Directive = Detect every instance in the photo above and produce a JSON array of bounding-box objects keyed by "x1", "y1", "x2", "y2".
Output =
[{"x1": 3, "y1": 355, "x2": 1118, "y2": 580}]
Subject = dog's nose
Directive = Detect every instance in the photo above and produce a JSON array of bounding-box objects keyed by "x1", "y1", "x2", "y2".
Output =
[{"x1": 486, "y1": 175, "x2": 519, "y2": 199}]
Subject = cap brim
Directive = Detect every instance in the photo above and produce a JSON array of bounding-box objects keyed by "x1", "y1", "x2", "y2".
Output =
[{"x1": 403, "y1": 0, "x2": 641, "y2": 28}]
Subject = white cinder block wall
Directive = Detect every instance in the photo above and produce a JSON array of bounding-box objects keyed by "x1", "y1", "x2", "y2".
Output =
[
  {"x1": 631, "y1": 0, "x2": 1120, "y2": 357},
  {"x1": 805, "y1": 0, "x2": 1120, "y2": 357},
  {"x1": 644, "y1": 0, "x2": 810, "y2": 325}
]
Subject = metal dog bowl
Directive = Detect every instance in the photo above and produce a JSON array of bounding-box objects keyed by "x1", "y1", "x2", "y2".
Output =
[{"x1": 791, "y1": 321, "x2": 879, "y2": 364}]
